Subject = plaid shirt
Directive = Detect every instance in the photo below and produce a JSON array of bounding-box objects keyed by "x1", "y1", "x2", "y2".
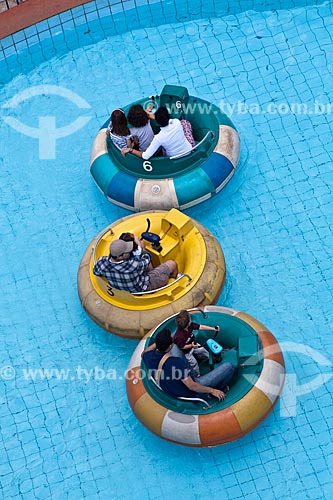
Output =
[{"x1": 93, "y1": 252, "x2": 151, "y2": 293}]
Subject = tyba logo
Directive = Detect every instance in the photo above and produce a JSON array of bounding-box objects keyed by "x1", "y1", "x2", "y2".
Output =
[
  {"x1": 242, "y1": 341, "x2": 332, "y2": 417},
  {"x1": 2, "y1": 85, "x2": 92, "y2": 159}
]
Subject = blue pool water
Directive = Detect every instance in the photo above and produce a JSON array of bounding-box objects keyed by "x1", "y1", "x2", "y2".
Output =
[{"x1": 1, "y1": 1, "x2": 333, "y2": 499}]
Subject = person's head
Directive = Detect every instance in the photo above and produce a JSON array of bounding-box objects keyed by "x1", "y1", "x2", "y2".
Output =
[
  {"x1": 127, "y1": 104, "x2": 149, "y2": 128},
  {"x1": 155, "y1": 106, "x2": 170, "y2": 127},
  {"x1": 110, "y1": 108, "x2": 130, "y2": 136},
  {"x1": 175, "y1": 310, "x2": 191, "y2": 329},
  {"x1": 155, "y1": 328, "x2": 173, "y2": 352},
  {"x1": 109, "y1": 239, "x2": 134, "y2": 260},
  {"x1": 119, "y1": 232, "x2": 138, "y2": 252}
]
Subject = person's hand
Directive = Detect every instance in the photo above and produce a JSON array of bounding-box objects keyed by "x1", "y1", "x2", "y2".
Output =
[
  {"x1": 140, "y1": 240, "x2": 147, "y2": 251},
  {"x1": 192, "y1": 343, "x2": 200, "y2": 348},
  {"x1": 135, "y1": 236, "x2": 146, "y2": 251},
  {"x1": 122, "y1": 147, "x2": 132, "y2": 157},
  {"x1": 214, "y1": 325, "x2": 220, "y2": 332},
  {"x1": 145, "y1": 104, "x2": 155, "y2": 120},
  {"x1": 209, "y1": 388, "x2": 226, "y2": 401}
]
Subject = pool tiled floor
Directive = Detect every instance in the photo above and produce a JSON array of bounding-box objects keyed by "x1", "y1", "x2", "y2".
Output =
[{"x1": 0, "y1": 1, "x2": 333, "y2": 499}]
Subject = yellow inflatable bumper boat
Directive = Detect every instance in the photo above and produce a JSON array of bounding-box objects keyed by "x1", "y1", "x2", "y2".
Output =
[{"x1": 77, "y1": 209, "x2": 226, "y2": 339}]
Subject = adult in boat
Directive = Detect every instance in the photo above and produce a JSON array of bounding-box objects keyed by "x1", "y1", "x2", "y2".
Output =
[
  {"x1": 107, "y1": 108, "x2": 137, "y2": 150},
  {"x1": 142, "y1": 328, "x2": 235, "y2": 400},
  {"x1": 122, "y1": 106, "x2": 194, "y2": 159},
  {"x1": 127, "y1": 104, "x2": 155, "y2": 151},
  {"x1": 93, "y1": 239, "x2": 178, "y2": 293}
]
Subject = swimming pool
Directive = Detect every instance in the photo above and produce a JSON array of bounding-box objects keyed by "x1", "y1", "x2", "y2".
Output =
[{"x1": 1, "y1": 0, "x2": 333, "y2": 498}]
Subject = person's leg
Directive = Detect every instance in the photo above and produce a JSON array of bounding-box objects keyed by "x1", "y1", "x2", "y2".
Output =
[
  {"x1": 163, "y1": 260, "x2": 178, "y2": 278},
  {"x1": 193, "y1": 362, "x2": 235, "y2": 390},
  {"x1": 180, "y1": 119, "x2": 195, "y2": 147},
  {"x1": 146, "y1": 264, "x2": 170, "y2": 290},
  {"x1": 146, "y1": 261, "x2": 178, "y2": 290},
  {"x1": 193, "y1": 346, "x2": 210, "y2": 362},
  {"x1": 170, "y1": 345, "x2": 198, "y2": 377},
  {"x1": 170, "y1": 344, "x2": 185, "y2": 358},
  {"x1": 185, "y1": 351, "x2": 200, "y2": 377}
]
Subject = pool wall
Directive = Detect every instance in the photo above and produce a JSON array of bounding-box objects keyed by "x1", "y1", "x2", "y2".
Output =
[{"x1": 0, "y1": 0, "x2": 326, "y2": 84}]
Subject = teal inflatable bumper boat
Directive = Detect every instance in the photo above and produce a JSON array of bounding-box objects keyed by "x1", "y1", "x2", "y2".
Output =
[{"x1": 90, "y1": 85, "x2": 240, "y2": 211}]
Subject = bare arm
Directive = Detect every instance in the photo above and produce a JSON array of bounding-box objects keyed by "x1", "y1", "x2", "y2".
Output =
[
  {"x1": 141, "y1": 342, "x2": 156, "y2": 357},
  {"x1": 134, "y1": 236, "x2": 146, "y2": 252},
  {"x1": 145, "y1": 104, "x2": 155, "y2": 120},
  {"x1": 186, "y1": 311, "x2": 219, "y2": 332},
  {"x1": 182, "y1": 376, "x2": 226, "y2": 401},
  {"x1": 199, "y1": 325, "x2": 220, "y2": 332},
  {"x1": 122, "y1": 147, "x2": 143, "y2": 157}
]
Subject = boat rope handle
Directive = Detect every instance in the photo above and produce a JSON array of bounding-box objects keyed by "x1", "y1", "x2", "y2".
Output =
[
  {"x1": 132, "y1": 273, "x2": 192, "y2": 296},
  {"x1": 187, "y1": 307, "x2": 208, "y2": 319},
  {"x1": 169, "y1": 130, "x2": 214, "y2": 160},
  {"x1": 92, "y1": 228, "x2": 115, "y2": 265}
]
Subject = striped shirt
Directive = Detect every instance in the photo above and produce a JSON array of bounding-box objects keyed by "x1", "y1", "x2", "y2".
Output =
[{"x1": 108, "y1": 123, "x2": 132, "y2": 150}]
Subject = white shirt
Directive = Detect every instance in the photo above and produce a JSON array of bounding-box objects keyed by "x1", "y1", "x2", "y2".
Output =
[
  {"x1": 132, "y1": 247, "x2": 142, "y2": 260},
  {"x1": 142, "y1": 119, "x2": 192, "y2": 159}
]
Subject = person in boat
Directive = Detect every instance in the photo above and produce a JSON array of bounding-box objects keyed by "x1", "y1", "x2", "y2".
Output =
[
  {"x1": 93, "y1": 239, "x2": 178, "y2": 293},
  {"x1": 119, "y1": 232, "x2": 154, "y2": 271},
  {"x1": 127, "y1": 104, "x2": 154, "y2": 151},
  {"x1": 142, "y1": 328, "x2": 235, "y2": 401},
  {"x1": 106, "y1": 108, "x2": 138, "y2": 150},
  {"x1": 119, "y1": 232, "x2": 143, "y2": 260},
  {"x1": 174, "y1": 309, "x2": 219, "y2": 377},
  {"x1": 121, "y1": 106, "x2": 194, "y2": 159}
]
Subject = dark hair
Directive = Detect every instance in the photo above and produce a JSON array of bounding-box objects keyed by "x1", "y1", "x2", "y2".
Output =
[
  {"x1": 127, "y1": 104, "x2": 149, "y2": 128},
  {"x1": 155, "y1": 328, "x2": 173, "y2": 352},
  {"x1": 155, "y1": 106, "x2": 170, "y2": 127},
  {"x1": 119, "y1": 232, "x2": 138, "y2": 252},
  {"x1": 110, "y1": 109, "x2": 130, "y2": 136},
  {"x1": 175, "y1": 310, "x2": 190, "y2": 329}
]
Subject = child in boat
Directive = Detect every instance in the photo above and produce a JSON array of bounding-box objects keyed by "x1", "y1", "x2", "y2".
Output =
[
  {"x1": 174, "y1": 310, "x2": 219, "y2": 377},
  {"x1": 119, "y1": 232, "x2": 153, "y2": 271},
  {"x1": 119, "y1": 232, "x2": 142, "y2": 260},
  {"x1": 107, "y1": 108, "x2": 138, "y2": 150}
]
